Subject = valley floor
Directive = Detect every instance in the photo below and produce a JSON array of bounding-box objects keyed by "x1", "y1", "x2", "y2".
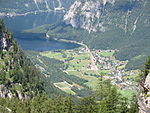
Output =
[{"x1": 39, "y1": 40, "x2": 139, "y2": 98}]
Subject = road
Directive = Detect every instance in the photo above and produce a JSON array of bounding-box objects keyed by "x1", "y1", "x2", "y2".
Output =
[{"x1": 56, "y1": 39, "x2": 99, "y2": 72}]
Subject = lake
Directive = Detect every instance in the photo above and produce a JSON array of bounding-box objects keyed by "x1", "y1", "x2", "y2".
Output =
[
  {"x1": 14, "y1": 33, "x2": 80, "y2": 51},
  {"x1": 16, "y1": 38, "x2": 80, "y2": 51},
  {"x1": 2, "y1": 12, "x2": 80, "y2": 51}
]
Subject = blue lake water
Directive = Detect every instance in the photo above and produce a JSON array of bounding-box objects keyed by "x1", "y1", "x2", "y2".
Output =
[
  {"x1": 2, "y1": 12, "x2": 80, "y2": 51},
  {"x1": 16, "y1": 38, "x2": 80, "y2": 51}
]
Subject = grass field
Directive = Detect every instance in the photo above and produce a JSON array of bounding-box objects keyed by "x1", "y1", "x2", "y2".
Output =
[
  {"x1": 100, "y1": 70, "x2": 110, "y2": 74},
  {"x1": 67, "y1": 70, "x2": 99, "y2": 90},
  {"x1": 40, "y1": 51, "x2": 66, "y2": 61},
  {"x1": 131, "y1": 55, "x2": 146, "y2": 61},
  {"x1": 63, "y1": 89, "x2": 76, "y2": 95},
  {"x1": 119, "y1": 89, "x2": 135, "y2": 99},
  {"x1": 41, "y1": 50, "x2": 91, "y2": 71},
  {"x1": 54, "y1": 81, "x2": 76, "y2": 95},
  {"x1": 54, "y1": 82, "x2": 71, "y2": 88},
  {"x1": 98, "y1": 51, "x2": 114, "y2": 57}
]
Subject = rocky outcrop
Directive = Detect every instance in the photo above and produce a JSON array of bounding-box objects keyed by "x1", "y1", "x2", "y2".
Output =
[
  {"x1": 64, "y1": 0, "x2": 109, "y2": 33},
  {"x1": 0, "y1": 84, "x2": 31, "y2": 100},
  {"x1": 138, "y1": 73, "x2": 150, "y2": 113},
  {"x1": 0, "y1": 30, "x2": 10, "y2": 51},
  {"x1": 0, "y1": 85, "x2": 13, "y2": 99},
  {"x1": 144, "y1": 74, "x2": 150, "y2": 91}
]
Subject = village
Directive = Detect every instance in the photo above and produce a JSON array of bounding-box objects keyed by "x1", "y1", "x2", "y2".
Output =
[
  {"x1": 79, "y1": 47, "x2": 139, "y2": 91},
  {"x1": 40, "y1": 46, "x2": 139, "y2": 97}
]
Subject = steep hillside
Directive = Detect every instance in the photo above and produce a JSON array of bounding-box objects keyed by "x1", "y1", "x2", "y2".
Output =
[
  {"x1": 64, "y1": 0, "x2": 150, "y2": 33},
  {"x1": 0, "y1": 20, "x2": 44, "y2": 99}
]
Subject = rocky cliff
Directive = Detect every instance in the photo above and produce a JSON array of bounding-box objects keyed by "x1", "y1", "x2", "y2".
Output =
[
  {"x1": 64, "y1": 0, "x2": 149, "y2": 33},
  {"x1": 0, "y1": 27, "x2": 10, "y2": 51},
  {"x1": 138, "y1": 57, "x2": 150, "y2": 113},
  {"x1": 138, "y1": 73, "x2": 150, "y2": 113}
]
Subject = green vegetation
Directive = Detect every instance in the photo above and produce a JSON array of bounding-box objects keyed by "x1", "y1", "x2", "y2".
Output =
[
  {"x1": 144, "y1": 57, "x2": 150, "y2": 78},
  {"x1": 138, "y1": 57, "x2": 150, "y2": 82},
  {"x1": 0, "y1": 20, "x2": 43, "y2": 96},
  {"x1": 40, "y1": 50, "x2": 90, "y2": 70},
  {"x1": 38, "y1": 48, "x2": 140, "y2": 97},
  {"x1": 98, "y1": 51, "x2": 114, "y2": 57},
  {"x1": 26, "y1": 50, "x2": 92, "y2": 97},
  {"x1": 40, "y1": 49, "x2": 100, "y2": 91},
  {"x1": 119, "y1": 89, "x2": 135, "y2": 100},
  {"x1": 0, "y1": 80, "x2": 139, "y2": 113}
]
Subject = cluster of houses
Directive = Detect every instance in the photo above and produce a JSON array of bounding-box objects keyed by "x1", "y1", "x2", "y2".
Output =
[
  {"x1": 94, "y1": 50, "x2": 127, "y2": 75},
  {"x1": 93, "y1": 49, "x2": 137, "y2": 89},
  {"x1": 74, "y1": 47, "x2": 138, "y2": 90}
]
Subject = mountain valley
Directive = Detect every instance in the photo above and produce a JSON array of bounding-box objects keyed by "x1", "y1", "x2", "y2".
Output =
[{"x1": 0, "y1": 0, "x2": 150, "y2": 112}]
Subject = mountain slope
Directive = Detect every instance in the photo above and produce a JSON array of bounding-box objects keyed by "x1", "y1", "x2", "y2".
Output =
[
  {"x1": 0, "y1": 20, "x2": 44, "y2": 99},
  {"x1": 64, "y1": 0, "x2": 149, "y2": 33}
]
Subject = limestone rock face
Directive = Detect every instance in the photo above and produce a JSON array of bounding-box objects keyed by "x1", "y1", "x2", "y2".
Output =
[
  {"x1": 144, "y1": 73, "x2": 150, "y2": 90},
  {"x1": 64, "y1": 0, "x2": 111, "y2": 33},
  {"x1": 64, "y1": 0, "x2": 150, "y2": 33},
  {"x1": 0, "y1": 30, "x2": 10, "y2": 51},
  {"x1": 138, "y1": 73, "x2": 150, "y2": 113},
  {"x1": 0, "y1": 85, "x2": 13, "y2": 99},
  {"x1": 0, "y1": 84, "x2": 30, "y2": 100}
]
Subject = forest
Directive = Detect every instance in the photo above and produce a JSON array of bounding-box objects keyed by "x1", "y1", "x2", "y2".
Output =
[{"x1": 0, "y1": 79, "x2": 139, "y2": 113}]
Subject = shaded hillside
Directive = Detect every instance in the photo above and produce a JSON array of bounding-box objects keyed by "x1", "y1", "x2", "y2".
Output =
[{"x1": 0, "y1": 20, "x2": 71, "y2": 99}]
